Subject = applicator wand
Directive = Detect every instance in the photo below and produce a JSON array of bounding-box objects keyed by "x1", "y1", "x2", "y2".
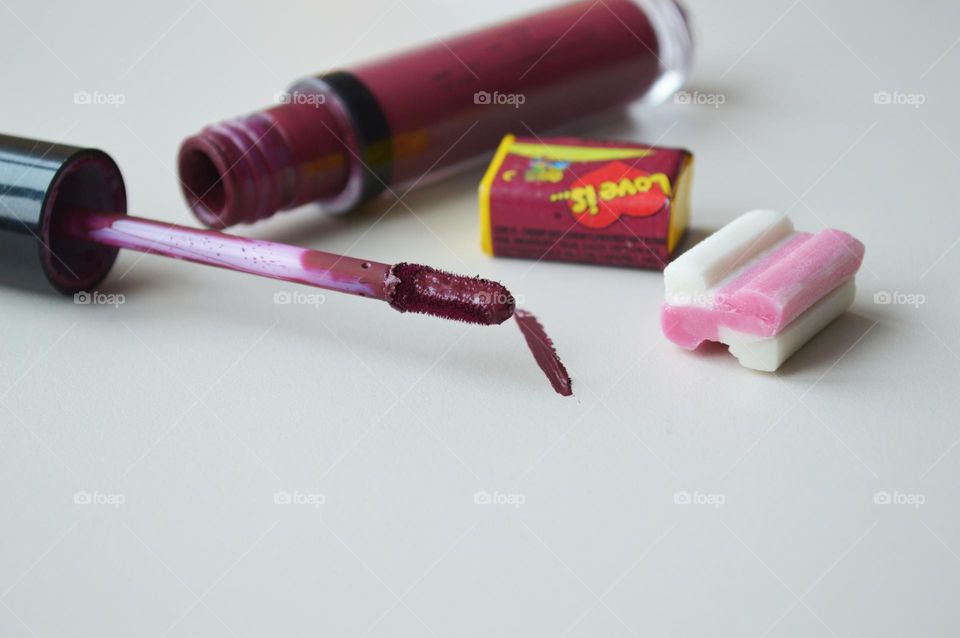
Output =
[
  {"x1": 0, "y1": 134, "x2": 514, "y2": 326},
  {"x1": 64, "y1": 211, "x2": 515, "y2": 324}
]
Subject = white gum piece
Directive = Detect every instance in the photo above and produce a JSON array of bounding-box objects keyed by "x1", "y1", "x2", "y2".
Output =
[
  {"x1": 718, "y1": 279, "x2": 856, "y2": 372},
  {"x1": 664, "y1": 209, "x2": 794, "y2": 304}
]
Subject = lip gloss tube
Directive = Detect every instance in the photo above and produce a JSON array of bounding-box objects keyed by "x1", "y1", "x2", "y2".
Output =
[{"x1": 178, "y1": 0, "x2": 693, "y2": 228}]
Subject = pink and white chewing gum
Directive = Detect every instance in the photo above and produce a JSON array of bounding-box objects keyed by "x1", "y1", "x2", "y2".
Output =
[{"x1": 661, "y1": 210, "x2": 865, "y2": 371}]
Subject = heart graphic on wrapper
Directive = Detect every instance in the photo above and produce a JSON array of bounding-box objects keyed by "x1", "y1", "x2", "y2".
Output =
[{"x1": 550, "y1": 161, "x2": 671, "y2": 229}]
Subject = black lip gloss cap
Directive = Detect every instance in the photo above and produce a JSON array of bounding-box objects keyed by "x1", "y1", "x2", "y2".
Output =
[{"x1": 0, "y1": 134, "x2": 127, "y2": 295}]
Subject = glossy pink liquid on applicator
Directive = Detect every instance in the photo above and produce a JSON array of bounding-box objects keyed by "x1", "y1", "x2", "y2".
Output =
[{"x1": 178, "y1": 0, "x2": 693, "y2": 228}]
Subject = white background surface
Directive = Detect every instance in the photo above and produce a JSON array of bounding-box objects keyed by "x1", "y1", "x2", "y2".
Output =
[{"x1": 1, "y1": 0, "x2": 958, "y2": 636}]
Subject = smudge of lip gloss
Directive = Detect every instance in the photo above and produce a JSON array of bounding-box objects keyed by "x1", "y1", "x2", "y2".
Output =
[{"x1": 514, "y1": 309, "x2": 573, "y2": 397}]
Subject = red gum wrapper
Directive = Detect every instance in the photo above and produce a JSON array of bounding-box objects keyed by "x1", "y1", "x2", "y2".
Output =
[{"x1": 479, "y1": 135, "x2": 694, "y2": 270}]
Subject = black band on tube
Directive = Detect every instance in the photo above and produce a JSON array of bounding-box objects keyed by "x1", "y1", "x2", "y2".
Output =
[{"x1": 317, "y1": 71, "x2": 393, "y2": 206}]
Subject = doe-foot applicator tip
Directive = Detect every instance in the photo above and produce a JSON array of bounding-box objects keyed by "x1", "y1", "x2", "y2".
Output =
[{"x1": 386, "y1": 262, "x2": 516, "y2": 326}]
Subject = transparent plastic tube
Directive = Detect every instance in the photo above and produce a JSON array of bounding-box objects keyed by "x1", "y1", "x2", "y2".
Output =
[{"x1": 178, "y1": 0, "x2": 693, "y2": 228}]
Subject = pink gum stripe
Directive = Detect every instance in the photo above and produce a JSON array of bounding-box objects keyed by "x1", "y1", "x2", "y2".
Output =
[
  {"x1": 660, "y1": 229, "x2": 865, "y2": 349},
  {"x1": 718, "y1": 229, "x2": 864, "y2": 334}
]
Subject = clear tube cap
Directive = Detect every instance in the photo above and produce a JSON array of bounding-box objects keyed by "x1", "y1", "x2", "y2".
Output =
[{"x1": 636, "y1": 0, "x2": 694, "y2": 104}]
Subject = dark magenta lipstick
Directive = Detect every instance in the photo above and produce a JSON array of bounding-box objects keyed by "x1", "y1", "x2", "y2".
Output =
[
  {"x1": 514, "y1": 309, "x2": 573, "y2": 396},
  {"x1": 387, "y1": 262, "x2": 515, "y2": 326},
  {"x1": 177, "y1": 0, "x2": 693, "y2": 228},
  {"x1": 0, "y1": 134, "x2": 514, "y2": 326}
]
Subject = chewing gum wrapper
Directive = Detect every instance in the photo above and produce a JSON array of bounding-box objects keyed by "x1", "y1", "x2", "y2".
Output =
[{"x1": 479, "y1": 135, "x2": 693, "y2": 269}]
